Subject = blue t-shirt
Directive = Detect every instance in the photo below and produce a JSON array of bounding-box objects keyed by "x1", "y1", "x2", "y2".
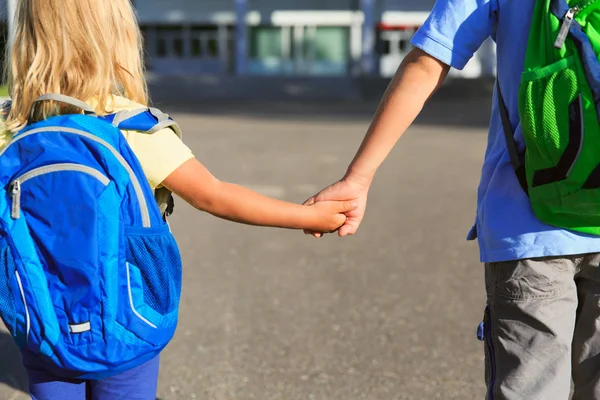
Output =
[{"x1": 411, "y1": 0, "x2": 600, "y2": 263}]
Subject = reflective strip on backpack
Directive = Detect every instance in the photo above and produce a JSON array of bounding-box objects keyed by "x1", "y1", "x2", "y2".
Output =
[
  {"x1": 14, "y1": 271, "x2": 31, "y2": 342},
  {"x1": 126, "y1": 263, "x2": 157, "y2": 329},
  {"x1": 69, "y1": 322, "x2": 91, "y2": 334},
  {"x1": 12, "y1": 163, "x2": 110, "y2": 187}
]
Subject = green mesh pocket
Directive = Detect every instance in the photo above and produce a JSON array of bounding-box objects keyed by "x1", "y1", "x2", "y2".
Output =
[
  {"x1": 519, "y1": 56, "x2": 580, "y2": 192},
  {"x1": 516, "y1": 55, "x2": 600, "y2": 234}
]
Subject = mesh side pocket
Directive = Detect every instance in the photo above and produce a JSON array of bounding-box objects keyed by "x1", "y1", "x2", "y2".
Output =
[
  {"x1": 0, "y1": 244, "x2": 17, "y2": 334},
  {"x1": 519, "y1": 60, "x2": 579, "y2": 173},
  {"x1": 125, "y1": 229, "x2": 182, "y2": 316}
]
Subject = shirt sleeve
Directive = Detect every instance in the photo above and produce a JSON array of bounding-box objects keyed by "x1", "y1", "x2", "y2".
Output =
[
  {"x1": 411, "y1": 0, "x2": 498, "y2": 70},
  {"x1": 123, "y1": 127, "x2": 195, "y2": 189}
]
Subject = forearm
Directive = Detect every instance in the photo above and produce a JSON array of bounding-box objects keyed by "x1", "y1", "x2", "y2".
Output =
[
  {"x1": 345, "y1": 48, "x2": 450, "y2": 184},
  {"x1": 199, "y1": 181, "x2": 314, "y2": 229},
  {"x1": 164, "y1": 159, "x2": 351, "y2": 232}
]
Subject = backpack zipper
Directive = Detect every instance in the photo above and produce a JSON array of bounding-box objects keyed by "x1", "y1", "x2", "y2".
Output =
[
  {"x1": 1, "y1": 126, "x2": 151, "y2": 227},
  {"x1": 11, "y1": 181, "x2": 21, "y2": 220},
  {"x1": 10, "y1": 163, "x2": 110, "y2": 220},
  {"x1": 555, "y1": 0, "x2": 598, "y2": 49},
  {"x1": 555, "y1": 6, "x2": 579, "y2": 48}
]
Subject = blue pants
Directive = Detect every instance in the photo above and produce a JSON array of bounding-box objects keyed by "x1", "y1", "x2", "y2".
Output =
[{"x1": 26, "y1": 356, "x2": 160, "y2": 400}]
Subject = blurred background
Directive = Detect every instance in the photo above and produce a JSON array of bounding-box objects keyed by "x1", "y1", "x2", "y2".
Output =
[
  {"x1": 131, "y1": 0, "x2": 495, "y2": 79},
  {"x1": 0, "y1": 1, "x2": 494, "y2": 399}
]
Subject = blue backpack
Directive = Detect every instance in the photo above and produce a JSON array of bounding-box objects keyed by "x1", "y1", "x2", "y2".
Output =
[{"x1": 0, "y1": 94, "x2": 183, "y2": 379}]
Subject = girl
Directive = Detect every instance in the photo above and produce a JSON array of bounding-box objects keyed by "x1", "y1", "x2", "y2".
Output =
[{"x1": 2, "y1": 0, "x2": 356, "y2": 399}]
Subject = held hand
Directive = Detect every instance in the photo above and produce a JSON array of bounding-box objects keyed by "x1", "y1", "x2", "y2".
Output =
[
  {"x1": 305, "y1": 200, "x2": 358, "y2": 233},
  {"x1": 304, "y1": 174, "x2": 371, "y2": 238}
]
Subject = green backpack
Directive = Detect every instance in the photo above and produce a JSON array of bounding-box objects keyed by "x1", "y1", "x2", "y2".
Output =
[{"x1": 500, "y1": 0, "x2": 600, "y2": 235}]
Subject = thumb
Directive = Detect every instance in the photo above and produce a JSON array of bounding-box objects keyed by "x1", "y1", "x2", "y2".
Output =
[
  {"x1": 336, "y1": 200, "x2": 358, "y2": 213},
  {"x1": 338, "y1": 221, "x2": 359, "y2": 237},
  {"x1": 303, "y1": 196, "x2": 316, "y2": 206}
]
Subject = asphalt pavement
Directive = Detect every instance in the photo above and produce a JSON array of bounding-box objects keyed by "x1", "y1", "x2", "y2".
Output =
[{"x1": 0, "y1": 84, "x2": 492, "y2": 400}]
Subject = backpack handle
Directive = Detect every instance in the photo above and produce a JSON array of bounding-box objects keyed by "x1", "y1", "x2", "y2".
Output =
[{"x1": 31, "y1": 94, "x2": 97, "y2": 118}]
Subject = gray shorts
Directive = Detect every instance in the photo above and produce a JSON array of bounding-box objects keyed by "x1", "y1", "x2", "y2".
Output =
[{"x1": 482, "y1": 254, "x2": 600, "y2": 400}]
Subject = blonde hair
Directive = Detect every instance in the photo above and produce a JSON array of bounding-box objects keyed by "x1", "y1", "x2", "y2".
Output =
[{"x1": 4, "y1": 0, "x2": 148, "y2": 132}]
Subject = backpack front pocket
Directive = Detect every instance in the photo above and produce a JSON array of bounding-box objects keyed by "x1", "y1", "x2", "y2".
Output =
[
  {"x1": 118, "y1": 223, "x2": 182, "y2": 345},
  {"x1": 0, "y1": 224, "x2": 60, "y2": 356},
  {"x1": 0, "y1": 238, "x2": 25, "y2": 344},
  {"x1": 519, "y1": 56, "x2": 582, "y2": 195},
  {"x1": 8, "y1": 163, "x2": 116, "y2": 349},
  {"x1": 518, "y1": 53, "x2": 600, "y2": 233}
]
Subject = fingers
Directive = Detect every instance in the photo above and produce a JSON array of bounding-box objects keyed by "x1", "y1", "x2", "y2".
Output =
[
  {"x1": 338, "y1": 219, "x2": 360, "y2": 237},
  {"x1": 336, "y1": 200, "x2": 358, "y2": 213},
  {"x1": 338, "y1": 225, "x2": 356, "y2": 237},
  {"x1": 303, "y1": 196, "x2": 316, "y2": 206},
  {"x1": 333, "y1": 213, "x2": 347, "y2": 229},
  {"x1": 305, "y1": 230, "x2": 324, "y2": 238},
  {"x1": 303, "y1": 197, "x2": 319, "y2": 236}
]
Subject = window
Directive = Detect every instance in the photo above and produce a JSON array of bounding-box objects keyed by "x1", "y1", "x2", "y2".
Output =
[
  {"x1": 155, "y1": 26, "x2": 184, "y2": 58},
  {"x1": 314, "y1": 27, "x2": 349, "y2": 63},
  {"x1": 250, "y1": 27, "x2": 282, "y2": 60}
]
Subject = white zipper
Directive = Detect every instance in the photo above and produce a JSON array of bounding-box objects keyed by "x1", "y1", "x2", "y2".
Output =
[
  {"x1": 14, "y1": 271, "x2": 31, "y2": 342},
  {"x1": 555, "y1": 7, "x2": 579, "y2": 49},
  {"x1": 10, "y1": 163, "x2": 110, "y2": 220},
  {"x1": 1, "y1": 126, "x2": 151, "y2": 227}
]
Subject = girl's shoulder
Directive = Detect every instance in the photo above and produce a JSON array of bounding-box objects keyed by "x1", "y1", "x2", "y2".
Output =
[{"x1": 88, "y1": 95, "x2": 146, "y2": 114}]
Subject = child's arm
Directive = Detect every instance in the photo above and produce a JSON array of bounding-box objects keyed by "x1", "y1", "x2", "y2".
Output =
[
  {"x1": 305, "y1": 48, "x2": 451, "y2": 237},
  {"x1": 347, "y1": 48, "x2": 449, "y2": 184},
  {"x1": 162, "y1": 158, "x2": 357, "y2": 232}
]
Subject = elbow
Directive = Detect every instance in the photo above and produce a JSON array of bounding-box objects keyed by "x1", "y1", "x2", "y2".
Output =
[{"x1": 404, "y1": 48, "x2": 450, "y2": 84}]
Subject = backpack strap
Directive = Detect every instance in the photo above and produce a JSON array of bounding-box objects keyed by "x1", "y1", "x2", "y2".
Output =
[
  {"x1": 31, "y1": 94, "x2": 97, "y2": 118},
  {"x1": 551, "y1": 0, "x2": 600, "y2": 116},
  {"x1": 497, "y1": 80, "x2": 529, "y2": 194},
  {"x1": 106, "y1": 108, "x2": 182, "y2": 139},
  {"x1": 102, "y1": 107, "x2": 183, "y2": 218}
]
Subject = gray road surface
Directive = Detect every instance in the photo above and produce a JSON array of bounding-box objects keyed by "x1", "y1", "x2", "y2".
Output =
[{"x1": 0, "y1": 87, "x2": 492, "y2": 400}]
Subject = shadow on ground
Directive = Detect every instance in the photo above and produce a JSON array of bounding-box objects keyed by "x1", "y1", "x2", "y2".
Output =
[
  {"x1": 0, "y1": 332, "x2": 164, "y2": 399},
  {"x1": 0, "y1": 331, "x2": 28, "y2": 394}
]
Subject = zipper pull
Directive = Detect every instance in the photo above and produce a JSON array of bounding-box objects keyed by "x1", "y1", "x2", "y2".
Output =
[
  {"x1": 477, "y1": 321, "x2": 485, "y2": 341},
  {"x1": 11, "y1": 180, "x2": 21, "y2": 219},
  {"x1": 554, "y1": 7, "x2": 578, "y2": 49}
]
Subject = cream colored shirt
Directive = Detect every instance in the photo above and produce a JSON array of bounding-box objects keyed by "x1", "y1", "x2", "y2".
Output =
[{"x1": 0, "y1": 96, "x2": 194, "y2": 189}]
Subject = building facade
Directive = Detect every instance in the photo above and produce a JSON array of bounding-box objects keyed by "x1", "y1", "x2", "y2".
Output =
[
  {"x1": 2, "y1": 1, "x2": 494, "y2": 79},
  {"x1": 136, "y1": 0, "x2": 496, "y2": 78}
]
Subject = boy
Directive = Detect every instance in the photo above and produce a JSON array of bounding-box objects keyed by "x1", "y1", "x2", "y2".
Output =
[{"x1": 306, "y1": 1, "x2": 600, "y2": 399}]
